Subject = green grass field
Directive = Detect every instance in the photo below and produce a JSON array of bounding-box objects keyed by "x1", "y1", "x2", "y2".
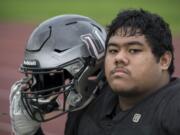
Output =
[{"x1": 0, "y1": 0, "x2": 179, "y2": 34}]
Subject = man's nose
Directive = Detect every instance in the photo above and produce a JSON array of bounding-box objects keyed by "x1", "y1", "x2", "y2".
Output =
[{"x1": 114, "y1": 51, "x2": 129, "y2": 66}]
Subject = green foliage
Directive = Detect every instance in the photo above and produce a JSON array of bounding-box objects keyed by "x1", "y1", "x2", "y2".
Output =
[{"x1": 0, "y1": 0, "x2": 179, "y2": 34}]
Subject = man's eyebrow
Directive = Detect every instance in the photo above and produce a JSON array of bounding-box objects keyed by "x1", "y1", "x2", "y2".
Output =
[
  {"x1": 107, "y1": 41, "x2": 144, "y2": 48},
  {"x1": 125, "y1": 41, "x2": 144, "y2": 46},
  {"x1": 107, "y1": 43, "x2": 118, "y2": 47}
]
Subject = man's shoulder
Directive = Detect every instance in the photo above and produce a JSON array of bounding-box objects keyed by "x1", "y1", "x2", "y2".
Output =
[
  {"x1": 164, "y1": 77, "x2": 180, "y2": 96},
  {"x1": 165, "y1": 77, "x2": 180, "y2": 103},
  {"x1": 137, "y1": 77, "x2": 180, "y2": 116},
  {"x1": 158, "y1": 77, "x2": 180, "y2": 132},
  {"x1": 156, "y1": 77, "x2": 180, "y2": 115}
]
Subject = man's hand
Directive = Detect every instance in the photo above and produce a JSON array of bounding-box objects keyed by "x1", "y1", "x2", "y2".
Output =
[{"x1": 9, "y1": 80, "x2": 40, "y2": 135}]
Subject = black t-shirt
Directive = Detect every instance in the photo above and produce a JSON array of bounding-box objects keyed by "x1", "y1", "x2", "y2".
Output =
[{"x1": 65, "y1": 78, "x2": 180, "y2": 135}]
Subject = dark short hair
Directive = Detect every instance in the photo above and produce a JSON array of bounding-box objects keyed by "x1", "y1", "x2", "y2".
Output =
[{"x1": 106, "y1": 9, "x2": 174, "y2": 75}]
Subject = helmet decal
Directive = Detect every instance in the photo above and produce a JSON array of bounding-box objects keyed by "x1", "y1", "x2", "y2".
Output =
[{"x1": 80, "y1": 28, "x2": 105, "y2": 60}]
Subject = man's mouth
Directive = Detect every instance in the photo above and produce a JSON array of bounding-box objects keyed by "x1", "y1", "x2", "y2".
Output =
[{"x1": 111, "y1": 68, "x2": 129, "y2": 77}]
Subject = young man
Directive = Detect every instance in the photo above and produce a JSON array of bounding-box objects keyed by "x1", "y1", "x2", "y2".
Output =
[
  {"x1": 65, "y1": 9, "x2": 180, "y2": 135},
  {"x1": 10, "y1": 9, "x2": 180, "y2": 135},
  {"x1": 9, "y1": 14, "x2": 106, "y2": 135}
]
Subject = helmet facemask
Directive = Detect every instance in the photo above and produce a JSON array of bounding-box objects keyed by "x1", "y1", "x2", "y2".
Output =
[{"x1": 21, "y1": 69, "x2": 84, "y2": 122}]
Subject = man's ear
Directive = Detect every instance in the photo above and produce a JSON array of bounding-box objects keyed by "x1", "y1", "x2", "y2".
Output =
[{"x1": 160, "y1": 51, "x2": 172, "y2": 70}]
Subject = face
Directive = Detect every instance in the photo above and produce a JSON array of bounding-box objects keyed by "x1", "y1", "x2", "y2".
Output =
[{"x1": 105, "y1": 31, "x2": 170, "y2": 97}]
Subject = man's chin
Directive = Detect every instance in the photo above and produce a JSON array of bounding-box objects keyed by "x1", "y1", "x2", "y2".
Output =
[
  {"x1": 110, "y1": 86, "x2": 140, "y2": 98},
  {"x1": 117, "y1": 91, "x2": 140, "y2": 98}
]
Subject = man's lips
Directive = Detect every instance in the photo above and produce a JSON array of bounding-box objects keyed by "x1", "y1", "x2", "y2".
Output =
[{"x1": 110, "y1": 68, "x2": 129, "y2": 76}]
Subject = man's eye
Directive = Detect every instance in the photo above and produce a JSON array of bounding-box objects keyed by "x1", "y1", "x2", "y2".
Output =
[
  {"x1": 108, "y1": 49, "x2": 118, "y2": 54},
  {"x1": 129, "y1": 49, "x2": 141, "y2": 54}
]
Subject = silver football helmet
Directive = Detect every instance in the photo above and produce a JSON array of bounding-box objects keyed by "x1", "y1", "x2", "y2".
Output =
[{"x1": 19, "y1": 14, "x2": 106, "y2": 122}]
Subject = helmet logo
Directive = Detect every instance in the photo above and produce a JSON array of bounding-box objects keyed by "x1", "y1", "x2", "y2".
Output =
[
  {"x1": 23, "y1": 59, "x2": 38, "y2": 67},
  {"x1": 80, "y1": 28, "x2": 105, "y2": 60}
]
